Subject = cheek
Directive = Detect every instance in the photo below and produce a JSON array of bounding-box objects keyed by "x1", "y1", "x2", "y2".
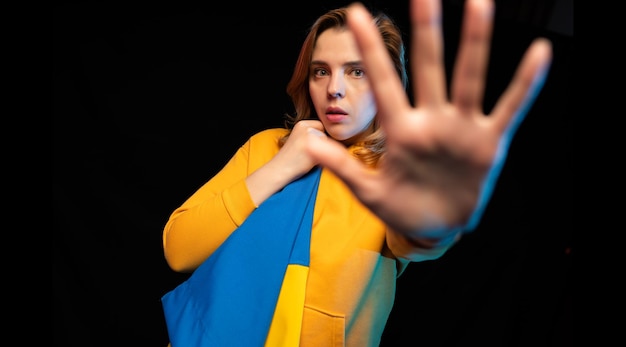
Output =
[
  {"x1": 308, "y1": 83, "x2": 325, "y2": 109},
  {"x1": 356, "y1": 93, "x2": 377, "y2": 121}
]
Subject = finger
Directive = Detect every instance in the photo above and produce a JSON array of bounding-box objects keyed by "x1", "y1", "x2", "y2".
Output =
[
  {"x1": 346, "y1": 3, "x2": 411, "y2": 129},
  {"x1": 298, "y1": 119, "x2": 325, "y2": 132},
  {"x1": 410, "y1": 0, "x2": 447, "y2": 108},
  {"x1": 450, "y1": 0, "x2": 494, "y2": 115},
  {"x1": 490, "y1": 38, "x2": 552, "y2": 135},
  {"x1": 305, "y1": 130, "x2": 373, "y2": 194}
]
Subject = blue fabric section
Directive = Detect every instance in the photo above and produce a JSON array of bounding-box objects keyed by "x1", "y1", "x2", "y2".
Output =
[
  {"x1": 289, "y1": 194, "x2": 314, "y2": 267},
  {"x1": 161, "y1": 167, "x2": 321, "y2": 347}
]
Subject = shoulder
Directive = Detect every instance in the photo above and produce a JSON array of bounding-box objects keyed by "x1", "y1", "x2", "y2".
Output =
[
  {"x1": 248, "y1": 128, "x2": 289, "y2": 144},
  {"x1": 241, "y1": 128, "x2": 289, "y2": 169},
  {"x1": 241, "y1": 128, "x2": 289, "y2": 154}
]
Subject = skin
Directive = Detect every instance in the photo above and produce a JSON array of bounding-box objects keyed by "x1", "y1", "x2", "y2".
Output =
[
  {"x1": 309, "y1": 28, "x2": 377, "y2": 146},
  {"x1": 248, "y1": 0, "x2": 552, "y2": 247}
]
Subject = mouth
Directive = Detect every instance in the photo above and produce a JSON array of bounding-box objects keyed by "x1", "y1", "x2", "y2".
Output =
[
  {"x1": 325, "y1": 107, "x2": 348, "y2": 123},
  {"x1": 326, "y1": 106, "x2": 347, "y2": 115},
  {"x1": 325, "y1": 114, "x2": 347, "y2": 123}
]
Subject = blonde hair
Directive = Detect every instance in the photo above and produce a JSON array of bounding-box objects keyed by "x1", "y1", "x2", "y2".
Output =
[{"x1": 280, "y1": 7, "x2": 407, "y2": 166}]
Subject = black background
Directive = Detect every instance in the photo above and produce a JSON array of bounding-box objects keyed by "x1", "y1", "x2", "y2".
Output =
[{"x1": 53, "y1": 1, "x2": 573, "y2": 346}]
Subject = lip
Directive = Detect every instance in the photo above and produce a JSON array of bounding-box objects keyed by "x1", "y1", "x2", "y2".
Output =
[
  {"x1": 325, "y1": 114, "x2": 348, "y2": 122},
  {"x1": 325, "y1": 107, "x2": 348, "y2": 123},
  {"x1": 326, "y1": 106, "x2": 347, "y2": 115}
]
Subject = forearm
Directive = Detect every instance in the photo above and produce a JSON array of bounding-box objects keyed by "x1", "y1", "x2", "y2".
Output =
[
  {"x1": 245, "y1": 159, "x2": 302, "y2": 207},
  {"x1": 163, "y1": 178, "x2": 256, "y2": 272}
]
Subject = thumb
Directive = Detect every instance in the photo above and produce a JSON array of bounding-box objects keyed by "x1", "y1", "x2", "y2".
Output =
[{"x1": 305, "y1": 132, "x2": 370, "y2": 193}]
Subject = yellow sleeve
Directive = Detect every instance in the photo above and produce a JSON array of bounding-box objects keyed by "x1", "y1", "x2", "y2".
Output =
[{"x1": 163, "y1": 128, "x2": 288, "y2": 272}]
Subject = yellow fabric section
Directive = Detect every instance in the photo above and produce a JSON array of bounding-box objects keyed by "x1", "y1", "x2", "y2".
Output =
[{"x1": 265, "y1": 264, "x2": 310, "y2": 346}]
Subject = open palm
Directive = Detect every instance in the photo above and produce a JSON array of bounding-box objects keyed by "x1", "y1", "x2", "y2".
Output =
[{"x1": 306, "y1": 0, "x2": 552, "y2": 242}]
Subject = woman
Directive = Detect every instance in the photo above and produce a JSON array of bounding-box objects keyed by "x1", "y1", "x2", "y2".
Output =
[{"x1": 162, "y1": 0, "x2": 552, "y2": 345}]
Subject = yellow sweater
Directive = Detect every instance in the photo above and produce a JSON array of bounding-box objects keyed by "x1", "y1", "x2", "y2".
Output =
[{"x1": 163, "y1": 128, "x2": 451, "y2": 347}]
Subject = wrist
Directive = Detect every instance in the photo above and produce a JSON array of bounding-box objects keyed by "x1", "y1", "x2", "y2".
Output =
[{"x1": 409, "y1": 230, "x2": 462, "y2": 250}]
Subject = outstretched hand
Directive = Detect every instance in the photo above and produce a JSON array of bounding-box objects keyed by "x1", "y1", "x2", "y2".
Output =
[{"x1": 305, "y1": 0, "x2": 552, "y2": 241}]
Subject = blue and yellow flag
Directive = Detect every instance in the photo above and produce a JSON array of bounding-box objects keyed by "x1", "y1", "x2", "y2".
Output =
[{"x1": 161, "y1": 167, "x2": 321, "y2": 347}]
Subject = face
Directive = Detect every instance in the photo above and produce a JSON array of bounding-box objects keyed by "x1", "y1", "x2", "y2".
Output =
[{"x1": 309, "y1": 28, "x2": 377, "y2": 146}]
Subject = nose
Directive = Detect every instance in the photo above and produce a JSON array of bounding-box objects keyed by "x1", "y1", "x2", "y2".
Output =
[
  {"x1": 329, "y1": 90, "x2": 344, "y2": 98},
  {"x1": 327, "y1": 75, "x2": 345, "y2": 98}
]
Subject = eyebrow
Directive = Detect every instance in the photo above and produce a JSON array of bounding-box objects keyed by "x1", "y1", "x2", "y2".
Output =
[{"x1": 310, "y1": 60, "x2": 363, "y2": 67}]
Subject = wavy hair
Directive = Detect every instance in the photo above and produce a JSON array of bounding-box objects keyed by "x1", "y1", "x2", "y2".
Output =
[{"x1": 280, "y1": 7, "x2": 407, "y2": 166}]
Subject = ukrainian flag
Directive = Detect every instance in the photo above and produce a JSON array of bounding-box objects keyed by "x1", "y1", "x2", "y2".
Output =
[{"x1": 161, "y1": 167, "x2": 321, "y2": 346}]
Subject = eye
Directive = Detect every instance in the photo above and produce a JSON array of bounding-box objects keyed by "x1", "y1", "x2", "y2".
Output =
[
  {"x1": 313, "y1": 68, "x2": 329, "y2": 77},
  {"x1": 350, "y1": 68, "x2": 365, "y2": 78}
]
